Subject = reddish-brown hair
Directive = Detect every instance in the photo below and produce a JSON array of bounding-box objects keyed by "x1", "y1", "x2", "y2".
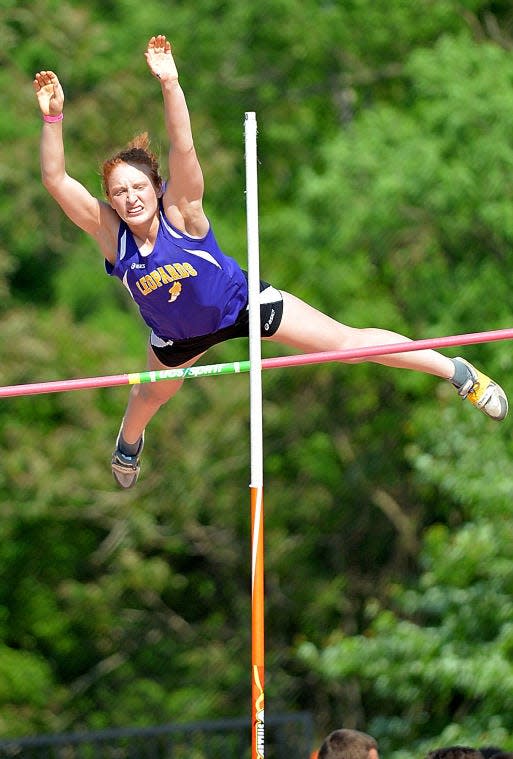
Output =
[{"x1": 102, "y1": 132, "x2": 163, "y2": 196}]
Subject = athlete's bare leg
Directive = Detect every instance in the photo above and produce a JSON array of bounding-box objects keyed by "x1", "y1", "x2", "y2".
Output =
[
  {"x1": 268, "y1": 291, "x2": 453, "y2": 378},
  {"x1": 120, "y1": 343, "x2": 205, "y2": 445}
]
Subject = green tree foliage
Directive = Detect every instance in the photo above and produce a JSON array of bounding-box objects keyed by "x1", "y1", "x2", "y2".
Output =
[
  {"x1": 298, "y1": 456, "x2": 513, "y2": 756},
  {"x1": 2, "y1": 0, "x2": 513, "y2": 754},
  {"x1": 291, "y1": 30, "x2": 513, "y2": 753}
]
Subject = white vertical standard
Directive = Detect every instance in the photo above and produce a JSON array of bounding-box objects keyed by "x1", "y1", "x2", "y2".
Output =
[
  {"x1": 245, "y1": 111, "x2": 264, "y2": 488},
  {"x1": 245, "y1": 111, "x2": 265, "y2": 759}
]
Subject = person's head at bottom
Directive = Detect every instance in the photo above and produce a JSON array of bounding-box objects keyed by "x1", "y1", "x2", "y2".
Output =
[
  {"x1": 318, "y1": 728, "x2": 379, "y2": 759},
  {"x1": 426, "y1": 747, "x2": 484, "y2": 759}
]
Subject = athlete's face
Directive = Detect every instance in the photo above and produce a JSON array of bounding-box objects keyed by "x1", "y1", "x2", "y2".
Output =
[{"x1": 107, "y1": 162, "x2": 162, "y2": 225}]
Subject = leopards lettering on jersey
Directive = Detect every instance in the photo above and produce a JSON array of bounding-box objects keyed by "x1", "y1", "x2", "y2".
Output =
[{"x1": 135, "y1": 262, "x2": 198, "y2": 296}]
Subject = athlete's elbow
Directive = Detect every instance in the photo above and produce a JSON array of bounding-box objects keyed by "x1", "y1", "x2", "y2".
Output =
[{"x1": 41, "y1": 169, "x2": 65, "y2": 195}]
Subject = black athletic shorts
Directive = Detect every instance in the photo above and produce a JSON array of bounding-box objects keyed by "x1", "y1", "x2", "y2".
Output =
[{"x1": 150, "y1": 276, "x2": 284, "y2": 367}]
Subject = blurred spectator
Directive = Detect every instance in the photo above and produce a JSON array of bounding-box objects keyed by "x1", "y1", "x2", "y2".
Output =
[
  {"x1": 426, "y1": 748, "x2": 483, "y2": 759},
  {"x1": 317, "y1": 728, "x2": 379, "y2": 759}
]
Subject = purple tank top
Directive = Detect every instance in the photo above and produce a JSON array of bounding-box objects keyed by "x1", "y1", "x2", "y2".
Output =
[{"x1": 105, "y1": 205, "x2": 248, "y2": 341}]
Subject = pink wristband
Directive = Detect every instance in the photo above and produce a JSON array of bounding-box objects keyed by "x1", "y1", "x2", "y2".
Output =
[{"x1": 43, "y1": 112, "x2": 64, "y2": 123}]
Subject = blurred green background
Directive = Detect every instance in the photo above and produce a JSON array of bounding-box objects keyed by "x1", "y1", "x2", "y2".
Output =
[{"x1": 2, "y1": 1, "x2": 513, "y2": 756}]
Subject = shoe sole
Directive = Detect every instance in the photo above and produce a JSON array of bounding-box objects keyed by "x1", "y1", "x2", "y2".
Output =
[{"x1": 111, "y1": 458, "x2": 140, "y2": 488}]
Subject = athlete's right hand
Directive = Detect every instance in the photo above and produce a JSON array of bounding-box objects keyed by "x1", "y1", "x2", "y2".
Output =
[{"x1": 33, "y1": 70, "x2": 65, "y2": 116}]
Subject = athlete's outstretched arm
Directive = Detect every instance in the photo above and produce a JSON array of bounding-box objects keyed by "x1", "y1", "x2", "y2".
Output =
[
  {"x1": 145, "y1": 34, "x2": 209, "y2": 237},
  {"x1": 33, "y1": 70, "x2": 117, "y2": 255}
]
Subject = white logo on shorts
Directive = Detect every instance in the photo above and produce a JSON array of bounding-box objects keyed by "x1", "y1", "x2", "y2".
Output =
[{"x1": 264, "y1": 308, "x2": 275, "y2": 332}]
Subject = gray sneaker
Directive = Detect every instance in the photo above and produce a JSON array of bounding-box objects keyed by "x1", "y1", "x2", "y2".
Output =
[
  {"x1": 453, "y1": 357, "x2": 508, "y2": 421},
  {"x1": 111, "y1": 432, "x2": 144, "y2": 488}
]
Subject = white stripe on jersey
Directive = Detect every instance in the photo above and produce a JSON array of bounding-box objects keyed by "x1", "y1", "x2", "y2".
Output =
[
  {"x1": 184, "y1": 248, "x2": 222, "y2": 269},
  {"x1": 119, "y1": 230, "x2": 127, "y2": 261},
  {"x1": 159, "y1": 212, "x2": 184, "y2": 239}
]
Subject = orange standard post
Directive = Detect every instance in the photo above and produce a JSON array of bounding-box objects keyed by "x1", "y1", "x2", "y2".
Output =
[{"x1": 251, "y1": 484, "x2": 265, "y2": 759}]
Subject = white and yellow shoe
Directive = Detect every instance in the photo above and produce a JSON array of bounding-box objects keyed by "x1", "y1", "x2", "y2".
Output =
[{"x1": 453, "y1": 357, "x2": 508, "y2": 421}]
